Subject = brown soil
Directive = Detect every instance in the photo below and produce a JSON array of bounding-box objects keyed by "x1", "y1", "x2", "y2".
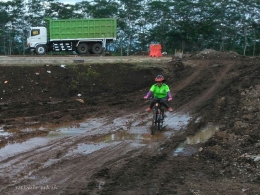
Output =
[{"x1": 0, "y1": 51, "x2": 260, "y2": 195}]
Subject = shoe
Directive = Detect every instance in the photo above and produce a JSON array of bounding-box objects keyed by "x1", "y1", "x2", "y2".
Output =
[
  {"x1": 145, "y1": 107, "x2": 152, "y2": 112},
  {"x1": 168, "y1": 107, "x2": 173, "y2": 112}
]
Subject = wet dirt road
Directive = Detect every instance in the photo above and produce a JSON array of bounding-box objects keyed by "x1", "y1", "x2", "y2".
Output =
[{"x1": 0, "y1": 109, "x2": 191, "y2": 195}]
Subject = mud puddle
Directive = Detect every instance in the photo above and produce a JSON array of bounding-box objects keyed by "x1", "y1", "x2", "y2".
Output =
[
  {"x1": 0, "y1": 113, "x2": 191, "y2": 160},
  {"x1": 174, "y1": 125, "x2": 219, "y2": 156},
  {"x1": 0, "y1": 128, "x2": 11, "y2": 137}
]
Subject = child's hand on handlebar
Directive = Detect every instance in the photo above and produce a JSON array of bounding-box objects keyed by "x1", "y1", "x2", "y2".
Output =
[
  {"x1": 168, "y1": 97, "x2": 172, "y2": 101},
  {"x1": 144, "y1": 96, "x2": 149, "y2": 99}
]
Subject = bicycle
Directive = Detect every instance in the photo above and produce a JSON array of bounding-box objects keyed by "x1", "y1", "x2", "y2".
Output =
[{"x1": 151, "y1": 101, "x2": 165, "y2": 135}]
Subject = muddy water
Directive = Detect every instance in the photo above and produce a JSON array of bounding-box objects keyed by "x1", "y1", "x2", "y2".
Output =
[
  {"x1": 0, "y1": 112, "x2": 192, "y2": 191},
  {"x1": 0, "y1": 113, "x2": 191, "y2": 159},
  {"x1": 174, "y1": 125, "x2": 219, "y2": 156},
  {"x1": 0, "y1": 137, "x2": 54, "y2": 161},
  {"x1": 0, "y1": 129, "x2": 11, "y2": 136}
]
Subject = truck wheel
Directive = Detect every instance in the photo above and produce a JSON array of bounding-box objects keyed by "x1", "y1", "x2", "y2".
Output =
[
  {"x1": 77, "y1": 43, "x2": 89, "y2": 54},
  {"x1": 35, "y1": 45, "x2": 46, "y2": 55},
  {"x1": 92, "y1": 43, "x2": 103, "y2": 54}
]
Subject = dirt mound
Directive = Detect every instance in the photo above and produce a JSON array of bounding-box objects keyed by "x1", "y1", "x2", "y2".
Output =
[{"x1": 189, "y1": 49, "x2": 242, "y2": 60}]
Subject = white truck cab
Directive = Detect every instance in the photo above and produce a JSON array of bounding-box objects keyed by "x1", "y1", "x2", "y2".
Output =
[{"x1": 27, "y1": 27, "x2": 47, "y2": 54}]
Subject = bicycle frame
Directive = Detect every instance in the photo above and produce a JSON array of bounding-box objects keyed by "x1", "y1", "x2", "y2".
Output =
[{"x1": 151, "y1": 102, "x2": 165, "y2": 135}]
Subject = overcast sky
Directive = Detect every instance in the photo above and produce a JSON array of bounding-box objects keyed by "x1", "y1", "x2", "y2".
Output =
[
  {"x1": 59, "y1": 0, "x2": 84, "y2": 4},
  {"x1": 1, "y1": 0, "x2": 84, "y2": 5}
]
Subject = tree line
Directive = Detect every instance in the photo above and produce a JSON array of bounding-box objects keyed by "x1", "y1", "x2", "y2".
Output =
[{"x1": 0, "y1": 0, "x2": 260, "y2": 56}]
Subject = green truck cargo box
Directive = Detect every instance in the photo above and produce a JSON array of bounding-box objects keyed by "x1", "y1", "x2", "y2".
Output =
[{"x1": 45, "y1": 18, "x2": 117, "y2": 40}]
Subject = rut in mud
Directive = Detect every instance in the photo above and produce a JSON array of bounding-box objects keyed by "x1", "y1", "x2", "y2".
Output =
[{"x1": 0, "y1": 51, "x2": 260, "y2": 195}]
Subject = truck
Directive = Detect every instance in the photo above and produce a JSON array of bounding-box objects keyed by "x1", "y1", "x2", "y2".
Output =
[{"x1": 27, "y1": 18, "x2": 117, "y2": 55}]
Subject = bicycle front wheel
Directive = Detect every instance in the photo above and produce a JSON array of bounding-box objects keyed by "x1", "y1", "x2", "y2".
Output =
[
  {"x1": 151, "y1": 109, "x2": 158, "y2": 135},
  {"x1": 157, "y1": 109, "x2": 164, "y2": 130}
]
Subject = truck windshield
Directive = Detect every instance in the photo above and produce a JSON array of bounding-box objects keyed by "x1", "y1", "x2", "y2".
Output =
[{"x1": 31, "y1": 29, "x2": 40, "y2": 36}]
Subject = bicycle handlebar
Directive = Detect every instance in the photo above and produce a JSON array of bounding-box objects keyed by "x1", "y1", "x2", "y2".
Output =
[{"x1": 145, "y1": 97, "x2": 171, "y2": 102}]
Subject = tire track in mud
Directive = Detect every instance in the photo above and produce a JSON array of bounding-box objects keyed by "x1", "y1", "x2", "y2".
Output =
[
  {"x1": 175, "y1": 61, "x2": 235, "y2": 112},
  {"x1": 0, "y1": 136, "x2": 78, "y2": 192},
  {"x1": 171, "y1": 63, "x2": 207, "y2": 94},
  {"x1": 2, "y1": 141, "x2": 142, "y2": 195},
  {"x1": 0, "y1": 136, "x2": 70, "y2": 163},
  {"x1": 40, "y1": 142, "x2": 137, "y2": 195},
  {"x1": 0, "y1": 114, "x2": 154, "y2": 195}
]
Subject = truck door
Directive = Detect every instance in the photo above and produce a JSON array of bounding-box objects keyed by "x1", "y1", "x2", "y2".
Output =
[{"x1": 27, "y1": 27, "x2": 47, "y2": 48}]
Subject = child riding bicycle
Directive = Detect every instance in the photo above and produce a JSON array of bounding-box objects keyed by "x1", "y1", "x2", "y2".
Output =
[{"x1": 143, "y1": 75, "x2": 173, "y2": 112}]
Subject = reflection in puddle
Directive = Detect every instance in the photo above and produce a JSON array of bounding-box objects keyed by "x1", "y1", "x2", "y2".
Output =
[
  {"x1": 165, "y1": 114, "x2": 191, "y2": 130},
  {"x1": 0, "y1": 137, "x2": 53, "y2": 160},
  {"x1": 187, "y1": 125, "x2": 219, "y2": 144},
  {"x1": 48, "y1": 119, "x2": 106, "y2": 137},
  {"x1": 67, "y1": 128, "x2": 172, "y2": 156},
  {"x1": 94, "y1": 131, "x2": 165, "y2": 144},
  {"x1": 65, "y1": 142, "x2": 116, "y2": 157},
  {"x1": 0, "y1": 130, "x2": 11, "y2": 137},
  {"x1": 0, "y1": 126, "x2": 12, "y2": 137},
  {"x1": 174, "y1": 125, "x2": 219, "y2": 156}
]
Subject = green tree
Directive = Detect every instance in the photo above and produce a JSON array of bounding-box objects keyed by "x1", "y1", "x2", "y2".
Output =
[
  {"x1": 88, "y1": 0, "x2": 118, "y2": 18},
  {"x1": 116, "y1": 0, "x2": 143, "y2": 55},
  {"x1": 145, "y1": 0, "x2": 174, "y2": 52},
  {"x1": 0, "y1": 2, "x2": 10, "y2": 54},
  {"x1": 3, "y1": 0, "x2": 26, "y2": 55},
  {"x1": 45, "y1": 1, "x2": 76, "y2": 19}
]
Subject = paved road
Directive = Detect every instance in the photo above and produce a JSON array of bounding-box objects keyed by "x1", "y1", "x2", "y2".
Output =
[{"x1": 0, "y1": 55, "x2": 172, "y2": 65}]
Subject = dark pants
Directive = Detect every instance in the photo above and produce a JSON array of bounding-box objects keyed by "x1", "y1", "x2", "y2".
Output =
[{"x1": 150, "y1": 97, "x2": 170, "y2": 109}]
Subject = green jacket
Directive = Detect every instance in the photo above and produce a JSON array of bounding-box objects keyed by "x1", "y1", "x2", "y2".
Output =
[{"x1": 150, "y1": 83, "x2": 170, "y2": 98}]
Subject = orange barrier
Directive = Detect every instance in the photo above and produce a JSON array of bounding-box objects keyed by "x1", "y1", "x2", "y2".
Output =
[{"x1": 149, "y1": 44, "x2": 162, "y2": 57}]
